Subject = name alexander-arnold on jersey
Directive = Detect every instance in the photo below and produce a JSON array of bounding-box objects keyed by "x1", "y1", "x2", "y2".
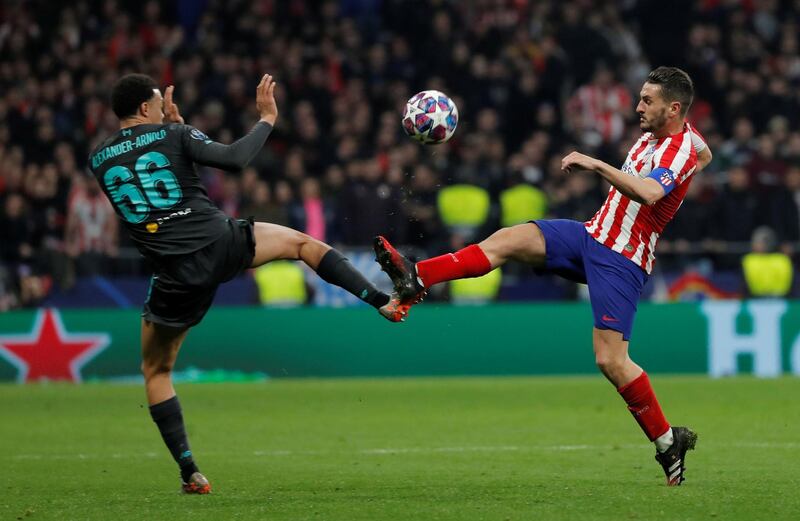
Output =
[{"x1": 91, "y1": 129, "x2": 168, "y2": 169}]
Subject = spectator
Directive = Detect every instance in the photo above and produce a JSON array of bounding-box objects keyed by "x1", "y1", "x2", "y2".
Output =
[
  {"x1": 240, "y1": 180, "x2": 287, "y2": 226},
  {"x1": 402, "y1": 163, "x2": 445, "y2": 250},
  {"x1": 2, "y1": 0, "x2": 800, "y2": 308},
  {"x1": 0, "y1": 193, "x2": 34, "y2": 271},
  {"x1": 717, "y1": 117, "x2": 756, "y2": 170},
  {"x1": 550, "y1": 172, "x2": 604, "y2": 222},
  {"x1": 338, "y1": 158, "x2": 403, "y2": 246},
  {"x1": 659, "y1": 176, "x2": 716, "y2": 269},
  {"x1": 760, "y1": 166, "x2": 800, "y2": 252},
  {"x1": 566, "y1": 64, "x2": 633, "y2": 149},
  {"x1": 288, "y1": 177, "x2": 336, "y2": 243},
  {"x1": 746, "y1": 134, "x2": 789, "y2": 189},
  {"x1": 741, "y1": 226, "x2": 794, "y2": 298},
  {"x1": 712, "y1": 167, "x2": 761, "y2": 268},
  {"x1": 64, "y1": 175, "x2": 118, "y2": 276}
]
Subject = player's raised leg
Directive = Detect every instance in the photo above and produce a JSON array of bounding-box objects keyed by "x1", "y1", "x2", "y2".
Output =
[
  {"x1": 374, "y1": 222, "x2": 546, "y2": 303},
  {"x1": 251, "y1": 222, "x2": 409, "y2": 321},
  {"x1": 141, "y1": 320, "x2": 210, "y2": 494},
  {"x1": 594, "y1": 327, "x2": 697, "y2": 485}
]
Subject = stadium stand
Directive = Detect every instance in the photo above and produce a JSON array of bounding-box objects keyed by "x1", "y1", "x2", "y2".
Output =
[{"x1": 1, "y1": 0, "x2": 799, "y2": 309}]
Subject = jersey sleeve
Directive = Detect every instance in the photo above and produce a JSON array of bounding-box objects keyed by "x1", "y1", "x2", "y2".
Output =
[
  {"x1": 178, "y1": 122, "x2": 273, "y2": 171},
  {"x1": 687, "y1": 123, "x2": 707, "y2": 153},
  {"x1": 652, "y1": 131, "x2": 697, "y2": 188}
]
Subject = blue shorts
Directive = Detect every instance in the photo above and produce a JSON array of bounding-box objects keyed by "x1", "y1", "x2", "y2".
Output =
[{"x1": 533, "y1": 219, "x2": 648, "y2": 341}]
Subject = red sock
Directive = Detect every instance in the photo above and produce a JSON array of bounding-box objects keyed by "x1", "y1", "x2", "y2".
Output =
[
  {"x1": 415, "y1": 244, "x2": 492, "y2": 288},
  {"x1": 617, "y1": 372, "x2": 670, "y2": 441}
]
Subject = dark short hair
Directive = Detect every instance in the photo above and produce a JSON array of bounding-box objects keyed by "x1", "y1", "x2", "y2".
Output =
[
  {"x1": 646, "y1": 66, "x2": 694, "y2": 116},
  {"x1": 111, "y1": 74, "x2": 158, "y2": 119}
]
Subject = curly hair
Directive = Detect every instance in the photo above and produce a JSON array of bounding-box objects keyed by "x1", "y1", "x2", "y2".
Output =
[{"x1": 110, "y1": 74, "x2": 158, "y2": 119}]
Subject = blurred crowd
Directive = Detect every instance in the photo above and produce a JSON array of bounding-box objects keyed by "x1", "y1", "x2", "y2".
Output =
[{"x1": 2, "y1": 0, "x2": 800, "y2": 309}]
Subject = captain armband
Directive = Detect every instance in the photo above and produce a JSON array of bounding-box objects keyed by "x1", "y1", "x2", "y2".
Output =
[{"x1": 647, "y1": 167, "x2": 677, "y2": 195}]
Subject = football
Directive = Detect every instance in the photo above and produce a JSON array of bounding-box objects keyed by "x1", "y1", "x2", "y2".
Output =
[{"x1": 401, "y1": 90, "x2": 459, "y2": 144}]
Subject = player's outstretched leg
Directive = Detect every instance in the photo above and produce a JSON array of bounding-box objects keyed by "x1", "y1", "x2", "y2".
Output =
[
  {"x1": 317, "y1": 247, "x2": 411, "y2": 322},
  {"x1": 374, "y1": 223, "x2": 546, "y2": 307},
  {"x1": 251, "y1": 222, "x2": 408, "y2": 321},
  {"x1": 373, "y1": 236, "x2": 427, "y2": 303},
  {"x1": 142, "y1": 320, "x2": 211, "y2": 494},
  {"x1": 373, "y1": 235, "x2": 492, "y2": 304}
]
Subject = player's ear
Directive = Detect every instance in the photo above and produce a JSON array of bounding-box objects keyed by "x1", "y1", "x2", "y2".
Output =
[
  {"x1": 670, "y1": 101, "x2": 681, "y2": 118},
  {"x1": 139, "y1": 100, "x2": 150, "y2": 118}
]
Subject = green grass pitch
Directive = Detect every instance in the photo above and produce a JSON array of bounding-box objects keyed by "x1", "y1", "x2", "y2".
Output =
[{"x1": 2, "y1": 376, "x2": 799, "y2": 520}]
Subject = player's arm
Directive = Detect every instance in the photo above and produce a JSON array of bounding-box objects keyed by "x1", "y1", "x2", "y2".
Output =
[
  {"x1": 695, "y1": 140, "x2": 712, "y2": 172},
  {"x1": 182, "y1": 74, "x2": 278, "y2": 170},
  {"x1": 561, "y1": 151, "x2": 670, "y2": 206},
  {"x1": 688, "y1": 123, "x2": 712, "y2": 171},
  {"x1": 183, "y1": 122, "x2": 274, "y2": 170}
]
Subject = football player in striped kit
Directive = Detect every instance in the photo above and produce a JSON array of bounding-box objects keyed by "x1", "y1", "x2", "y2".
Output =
[{"x1": 374, "y1": 67, "x2": 711, "y2": 486}]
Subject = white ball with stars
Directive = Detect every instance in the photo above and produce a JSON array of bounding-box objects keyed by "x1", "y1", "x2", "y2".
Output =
[{"x1": 401, "y1": 90, "x2": 459, "y2": 145}]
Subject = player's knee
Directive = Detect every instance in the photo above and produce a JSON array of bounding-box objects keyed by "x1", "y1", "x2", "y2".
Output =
[
  {"x1": 594, "y1": 352, "x2": 614, "y2": 373},
  {"x1": 481, "y1": 223, "x2": 543, "y2": 264},
  {"x1": 296, "y1": 231, "x2": 318, "y2": 248},
  {"x1": 141, "y1": 358, "x2": 173, "y2": 380},
  {"x1": 286, "y1": 229, "x2": 318, "y2": 257},
  {"x1": 481, "y1": 227, "x2": 517, "y2": 261},
  {"x1": 495, "y1": 226, "x2": 520, "y2": 249},
  {"x1": 594, "y1": 345, "x2": 625, "y2": 374}
]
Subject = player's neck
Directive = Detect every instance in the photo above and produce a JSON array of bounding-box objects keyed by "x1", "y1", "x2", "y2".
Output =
[
  {"x1": 652, "y1": 118, "x2": 685, "y2": 139},
  {"x1": 120, "y1": 117, "x2": 150, "y2": 129}
]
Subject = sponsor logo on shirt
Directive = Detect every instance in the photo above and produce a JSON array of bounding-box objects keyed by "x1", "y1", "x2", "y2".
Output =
[
  {"x1": 622, "y1": 162, "x2": 635, "y2": 176},
  {"x1": 155, "y1": 207, "x2": 192, "y2": 225},
  {"x1": 190, "y1": 128, "x2": 209, "y2": 141},
  {"x1": 144, "y1": 208, "x2": 193, "y2": 233}
]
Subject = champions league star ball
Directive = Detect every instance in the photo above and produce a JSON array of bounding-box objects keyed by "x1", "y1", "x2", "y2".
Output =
[{"x1": 402, "y1": 90, "x2": 459, "y2": 144}]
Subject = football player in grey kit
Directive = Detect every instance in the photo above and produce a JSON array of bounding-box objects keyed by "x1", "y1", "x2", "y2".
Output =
[{"x1": 89, "y1": 73, "x2": 410, "y2": 493}]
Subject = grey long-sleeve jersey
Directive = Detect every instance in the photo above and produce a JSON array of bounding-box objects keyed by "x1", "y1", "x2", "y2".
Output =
[{"x1": 88, "y1": 122, "x2": 272, "y2": 258}]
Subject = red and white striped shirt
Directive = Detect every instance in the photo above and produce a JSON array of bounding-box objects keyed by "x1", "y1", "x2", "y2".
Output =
[{"x1": 584, "y1": 123, "x2": 705, "y2": 273}]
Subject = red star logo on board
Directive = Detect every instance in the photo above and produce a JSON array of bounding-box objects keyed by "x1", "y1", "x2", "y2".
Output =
[{"x1": 0, "y1": 309, "x2": 110, "y2": 383}]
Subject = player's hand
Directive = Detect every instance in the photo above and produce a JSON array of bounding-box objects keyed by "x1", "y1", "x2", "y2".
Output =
[
  {"x1": 256, "y1": 73, "x2": 278, "y2": 126},
  {"x1": 561, "y1": 151, "x2": 598, "y2": 174},
  {"x1": 164, "y1": 85, "x2": 184, "y2": 124}
]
